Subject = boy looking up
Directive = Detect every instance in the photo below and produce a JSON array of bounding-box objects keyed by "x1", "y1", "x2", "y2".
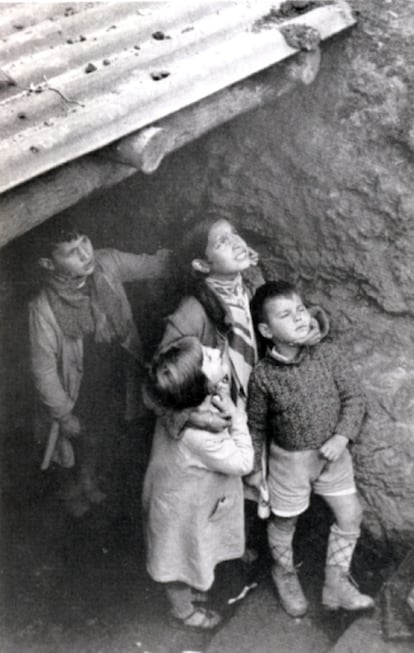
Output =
[
  {"x1": 29, "y1": 221, "x2": 171, "y2": 517},
  {"x1": 247, "y1": 281, "x2": 374, "y2": 617}
]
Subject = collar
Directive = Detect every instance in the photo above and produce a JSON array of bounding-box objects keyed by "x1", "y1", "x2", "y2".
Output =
[
  {"x1": 46, "y1": 270, "x2": 89, "y2": 293},
  {"x1": 205, "y1": 274, "x2": 244, "y2": 299},
  {"x1": 268, "y1": 345, "x2": 307, "y2": 366}
]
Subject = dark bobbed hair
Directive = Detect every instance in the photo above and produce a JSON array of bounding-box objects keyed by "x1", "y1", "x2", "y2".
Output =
[
  {"x1": 33, "y1": 219, "x2": 85, "y2": 260},
  {"x1": 148, "y1": 336, "x2": 209, "y2": 410},
  {"x1": 250, "y1": 280, "x2": 299, "y2": 327}
]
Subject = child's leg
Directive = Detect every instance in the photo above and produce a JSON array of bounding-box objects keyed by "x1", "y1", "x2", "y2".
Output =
[
  {"x1": 267, "y1": 514, "x2": 308, "y2": 617},
  {"x1": 322, "y1": 493, "x2": 374, "y2": 610},
  {"x1": 56, "y1": 466, "x2": 91, "y2": 517},
  {"x1": 165, "y1": 582, "x2": 221, "y2": 629},
  {"x1": 165, "y1": 582, "x2": 195, "y2": 619},
  {"x1": 77, "y1": 430, "x2": 106, "y2": 504}
]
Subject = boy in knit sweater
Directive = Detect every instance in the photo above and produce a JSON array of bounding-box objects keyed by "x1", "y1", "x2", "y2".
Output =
[{"x1": 247, "y1": 281, "x2": 374, "y2": 617}]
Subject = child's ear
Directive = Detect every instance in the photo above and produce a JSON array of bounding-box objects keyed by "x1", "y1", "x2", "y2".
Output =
[
  {"x1": 191, "y1": 258, "x2": 210, "y2": 275},
  {"x1": 258, "y1": 322, "x2": 272, "y2": 340},
  {"x1": 38, "y1": 257, "x2": 55, "y2": 272}
]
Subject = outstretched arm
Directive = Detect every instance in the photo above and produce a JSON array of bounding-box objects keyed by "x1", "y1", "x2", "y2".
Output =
[{"x1": 110, "y1": 248, "x2": 174, "y2": 283}]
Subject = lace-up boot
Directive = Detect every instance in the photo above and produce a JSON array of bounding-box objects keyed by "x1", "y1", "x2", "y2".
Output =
[
  {"x1": 271, "y1": 563, "x2": 309, "y2": 617},
  {"x1": 322, "y1": 524, "x2": 374, "y2": 611},
  {"x1": 267, "y1": 515, "x2": 308, "y2": 617}
]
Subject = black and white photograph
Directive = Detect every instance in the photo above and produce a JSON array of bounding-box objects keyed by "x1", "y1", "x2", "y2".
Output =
[{"x1": 0, "y1": 1, "x2": 413, "y2": 652}]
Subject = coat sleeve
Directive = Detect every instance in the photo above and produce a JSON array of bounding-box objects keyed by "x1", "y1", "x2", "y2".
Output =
[
  {"x1": 185, "y1": 409, "x2": 253, "y2": 476},
  {"x1": 247, "y1": 368, "x2": 270, "y2": 471},
  {"x1": 331, "y1": 345, "x2": 366, "y2": 442},
  {"x1": 160, "y1": 297, "x2": 206, "y2": 348},
  {"x1": 29, "y1": 303, "x2": 74, "y2": 421},
  {"x1": 109, "y1": 248, "x2": 173, "y2": 283},
  {"x1": 154, "y1": 298, "x2": 207, "y2": 438}
]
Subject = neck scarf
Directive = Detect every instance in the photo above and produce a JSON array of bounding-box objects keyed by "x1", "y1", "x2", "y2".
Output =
[
  {"x1": 206, "y1": 275, "x2": 257, "y2": 398},
  {"x1": 45, "y1": 264, "x2": 129, "y2": 342}
]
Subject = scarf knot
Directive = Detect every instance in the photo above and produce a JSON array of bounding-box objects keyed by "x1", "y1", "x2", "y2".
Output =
[
  {"x1": 45, "y1": 264, "x2": 130, "y2": 342},
  {"x1": 206, "y1": 275, "x2": 257, "y2": 399}
]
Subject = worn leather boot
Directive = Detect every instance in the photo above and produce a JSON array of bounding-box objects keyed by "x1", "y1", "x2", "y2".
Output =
[
  {"x1": 271, "y1": 563, "x2": 309, "y2": 617},
  {"x1": 322, "y1": 566, "x2": 375, "y2": 611}
]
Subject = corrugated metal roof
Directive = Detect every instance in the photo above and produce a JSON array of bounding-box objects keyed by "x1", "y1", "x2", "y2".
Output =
[{"x1": 0, "y1": 0, "x2": 355, "y2": 195}]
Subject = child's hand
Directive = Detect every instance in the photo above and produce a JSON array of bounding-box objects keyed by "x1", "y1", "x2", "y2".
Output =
[
  {"x1": 60, "y1": 413, "x2": 81, "y2": 439},
  {"x1": 244, "y1": 470, "x2": 262, "y2": 490},
  {"x1": 189, "y1": 410, "x2": 231, "y2": 433},
  {"x1": 156, "y1": 248, "x2": 173, "y2": 266},
  {"x1": 211, "y1": 391, "x2": 236, "y2": 421},
  {"x1": 319, "y1": 434, "x2": 348, "y2": 462},
  {"x1": 293, "y1": 316, "x2": 321, "y2": 346}
]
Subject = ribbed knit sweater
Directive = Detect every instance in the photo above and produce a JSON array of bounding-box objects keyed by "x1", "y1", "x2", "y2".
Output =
[{"x1": 247, "y1": 339, "x2": 365, "y2": 468}]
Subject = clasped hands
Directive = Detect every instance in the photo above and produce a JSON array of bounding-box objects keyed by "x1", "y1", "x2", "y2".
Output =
[{"x1": 190, "y1": 380, "x2": 234, "y2": 433}]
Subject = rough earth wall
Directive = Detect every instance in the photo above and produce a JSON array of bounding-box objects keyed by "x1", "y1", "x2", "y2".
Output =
[
  {"x1": 185, "y1": 0, "x2": 414, "y2": 551},
  {"x1": 108, "y1": 0, "x2": 413, "y2": 551},
  {"x1": 2, "y1": 0, "x2": 414, "y2": 552},
  {"x1": 190, "y1": 0, "x2": 414, "y2": 551}
]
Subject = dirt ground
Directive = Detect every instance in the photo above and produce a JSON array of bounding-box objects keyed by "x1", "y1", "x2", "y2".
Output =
[
  {"x1": 0, "y1": 420, "x2": 263, "y2": 653},
  {"x1": 0, "y1": 419, "x2": 387, "y2": 653}
]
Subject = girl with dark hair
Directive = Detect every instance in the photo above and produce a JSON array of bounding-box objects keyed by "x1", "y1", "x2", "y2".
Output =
[
  {"x1": 142, "y1": 336, "x2": 254, "y2": 630},
  {"x1": 152, "y1": 217, "x2": 326, "y2": 569},
  {"x1": 159, "y1": 217, "x2": 265, "y2": 435}
]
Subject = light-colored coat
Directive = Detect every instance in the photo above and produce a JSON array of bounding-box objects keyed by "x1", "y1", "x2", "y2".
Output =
[
  {"x1": 29, "y1": 248, "x2": 169, "y2": 452},
  {"x1": 142, "y1": 400, "x2": 254, "y2": 591}
]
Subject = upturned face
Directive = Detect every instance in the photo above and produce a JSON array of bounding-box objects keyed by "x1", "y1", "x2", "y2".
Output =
[
  {"x1": 203, "y1": 220, "x2": 252, "y2": 278},
  {"x1": 258, "y1": 293, "x2": 312, "y2": 345},
  {"x1": 49, "y1": 235, "x2": 95, "y2": 278}
]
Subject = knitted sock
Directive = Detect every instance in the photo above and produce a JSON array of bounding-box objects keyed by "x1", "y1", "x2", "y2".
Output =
[
  {"x1": 326, "y1": 523, "x2": 360, "y2": 571},
  {"x1": 267, "y1": 515, "x2": 297, "y2": 570}
]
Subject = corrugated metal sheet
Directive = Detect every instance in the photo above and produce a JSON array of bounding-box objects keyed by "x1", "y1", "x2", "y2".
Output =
[{"x1": 0, "y1": 1, "x2": 355, "y2": 195}]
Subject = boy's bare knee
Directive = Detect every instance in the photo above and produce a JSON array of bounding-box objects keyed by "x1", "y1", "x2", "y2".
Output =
[
  {"x1": 324, "y1": 493, "x2": 363, "y2": 531},
  {"x1": 269, "y1": 514, "x2": 298, "y2": 533},
  {"x1": 352, "y1": 497, "x2": 363, "y2": 527},
  {"x1": 341, "y1": 497, "x2": 363, "y2": 531}
]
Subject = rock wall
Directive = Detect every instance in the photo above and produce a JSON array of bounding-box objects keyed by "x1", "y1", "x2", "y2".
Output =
[
  {"x1": 182, "y1": 0, "x2": 414, "y2": 552},
  {"x1": 187, "y1": 0, "x2": 414, "y2": 551},
  {"x1": 2, "y1": 0, "x2": 414, "y2": 552}
]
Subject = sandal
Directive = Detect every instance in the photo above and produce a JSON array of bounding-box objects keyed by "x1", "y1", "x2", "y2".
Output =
[{"x1": 169, "y1": 607, "x2": 222, "y2": 631}]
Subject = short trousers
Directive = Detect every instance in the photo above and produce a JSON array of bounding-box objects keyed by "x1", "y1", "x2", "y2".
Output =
[{"x1": 267, "y1": 442, "x2": 356, "y2": 518}]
